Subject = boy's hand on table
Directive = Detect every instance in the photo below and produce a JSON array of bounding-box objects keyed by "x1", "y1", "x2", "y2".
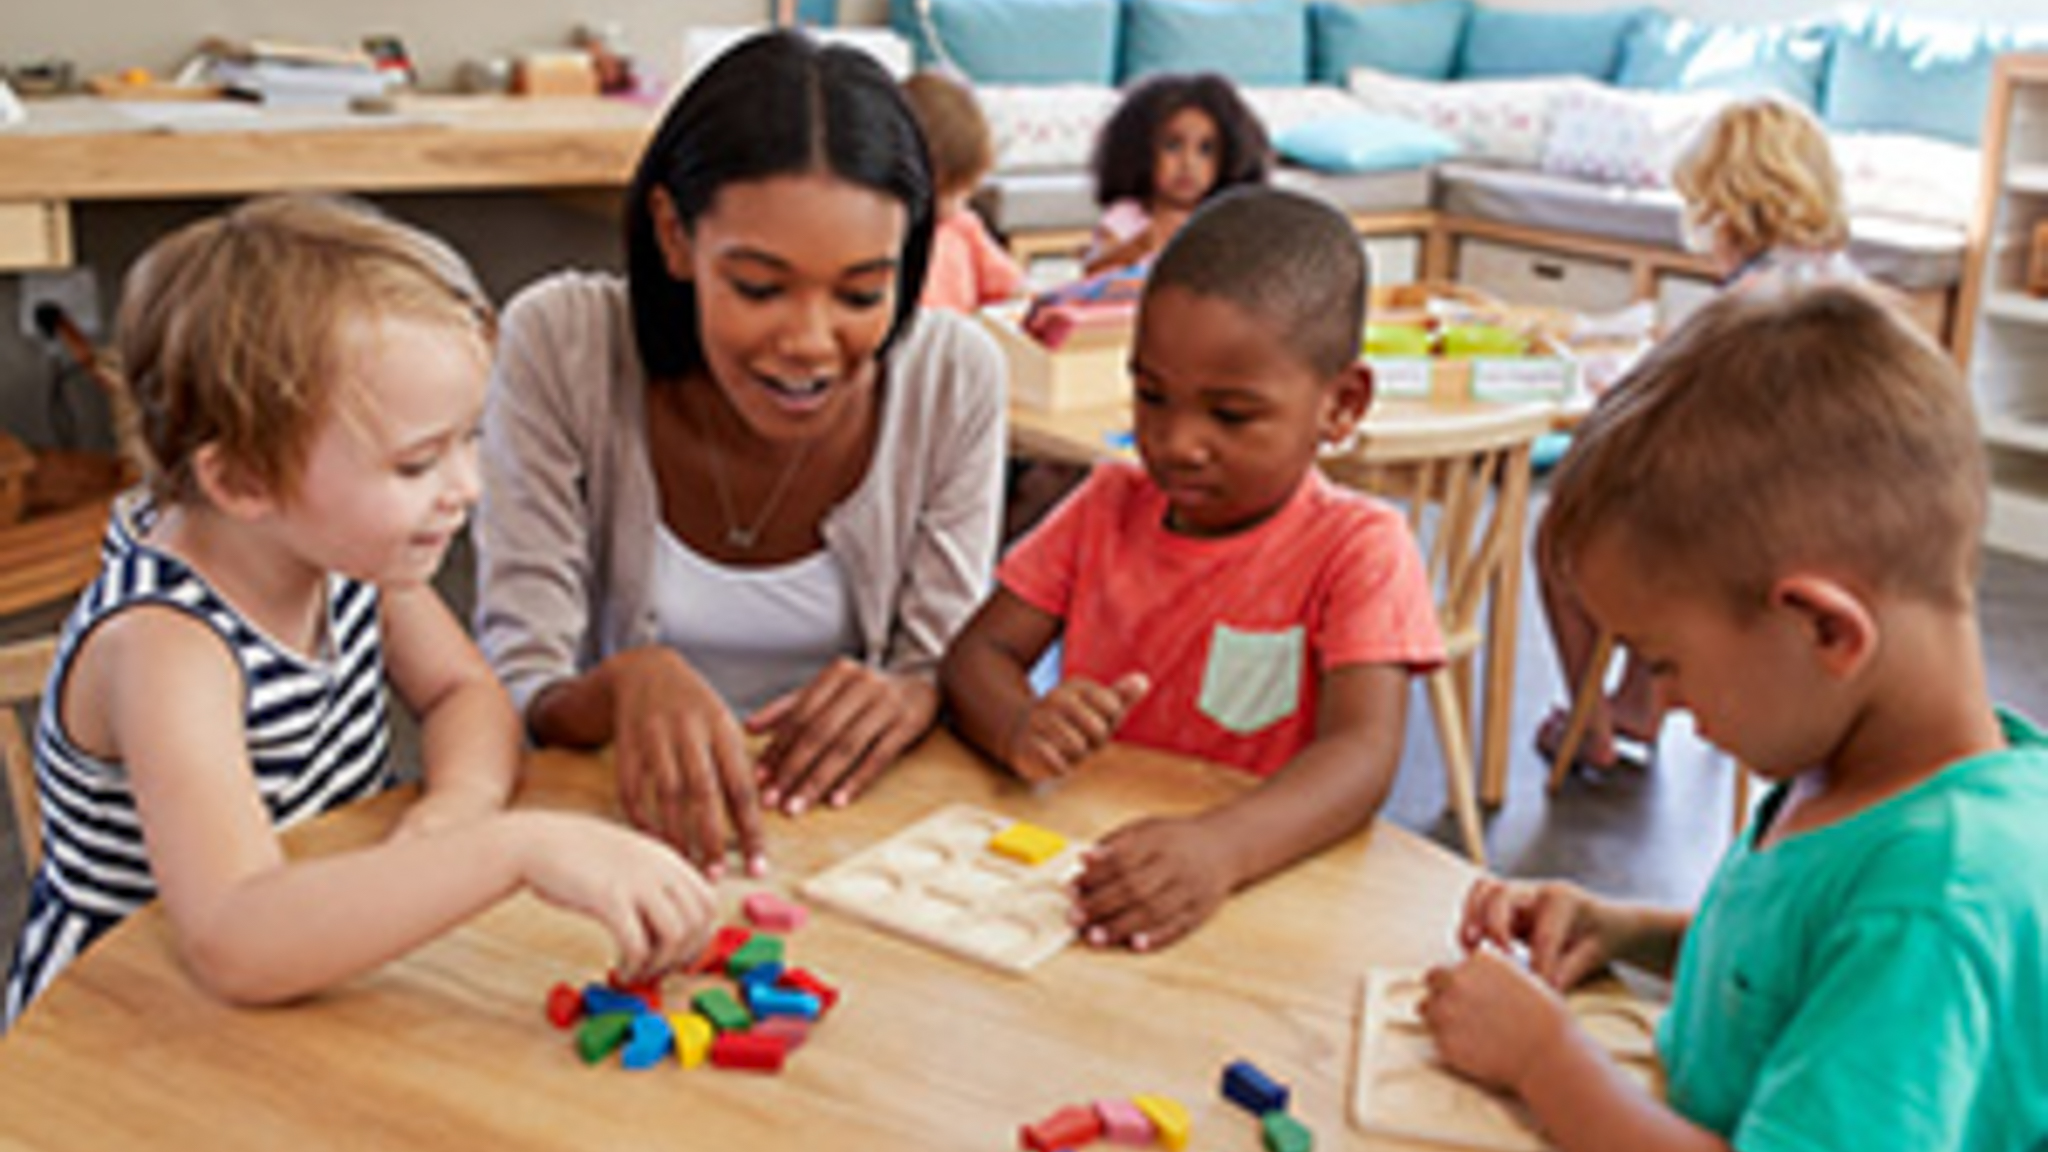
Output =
[
  {"x1": 1008, "y1": 672, "x2": 1150, "y2": 783},
  {"x1": 748, "y1": 659, "x2": 938, "y2": 816},
  {"x1": 1460, "y1": 877, "x2": 1618, "y2": 990},
  {"x1": 1071, "y1": 815, "x2": 1229, "y2": 952},
  {"x1": 1420, "y1": 948, "x2": 1574, "y2": 1094}
]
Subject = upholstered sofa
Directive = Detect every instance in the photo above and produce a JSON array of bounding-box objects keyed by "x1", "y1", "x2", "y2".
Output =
[{"x1": 895, "y1": 0, "x2": 2047, "y2": 346}]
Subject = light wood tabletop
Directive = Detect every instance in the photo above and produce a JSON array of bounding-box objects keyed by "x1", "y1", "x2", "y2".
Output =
[{"x1": 0, "y1": 732, "x2": 1482, "y2": 1150}]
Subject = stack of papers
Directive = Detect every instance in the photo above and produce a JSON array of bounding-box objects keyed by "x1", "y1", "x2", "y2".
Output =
[{"x1": 201, "y1": 39, "x2": 395, "y2": 109}]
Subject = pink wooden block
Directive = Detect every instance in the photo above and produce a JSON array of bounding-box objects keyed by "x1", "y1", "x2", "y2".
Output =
[
  {"x1": 742, "y1": 892, "x2": 809, "y2": 932},
  {"x1": 752, "y1": 1016, "x2": 811, "y2": 1052},
  {"x1": 1095, "y1": 1099, "x2": 1156, "y2": 1146}
]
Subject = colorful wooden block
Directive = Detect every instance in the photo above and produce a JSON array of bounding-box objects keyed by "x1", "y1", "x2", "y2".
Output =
[
  {"x1": 581, "y1": 983, "x2": 648, "y2": 1017},
  {"x1": 988, "y1": 820, "x2": 1068, "y2": 866},
  {"x1": 727, "y1": 934, "x2": 786, "y2": 977},
  {"x1": 1020, "y1": 1104, "x2": 1103, "y2": 1151},
  {"x1": 710, "y1": 1031, "x2": 788, "y2": 1073},
  {"x1": 1094, "y1": 1099, "x2": 1156, "y2": 1145},
  {"x1": 621, "y1": 1012, "x2": 675, "y2": 1070},
  {"x1": 778, "y1": 967, "x2": 841, "y2": 1013},
  {"x1": 575, "y1": 1012, "x2": 635, "y2": 1065},
  {"x1": 545, "y1": 982, "x2": 583, "y2": 1029},
  {"x1": 669, "y1": 1012, "x2": 715, "y2": 1069},
  {"x1": 752, "y1": 1016, "x2": 811, "y2": 1052},
  {"x1": 691, "y1": 987, "x2": 753, "y2": 1034},
  {"x1": 742, "y1": 891, "x2": 810, "y2": 932},
  {"x1": 1261, "y1": 1110, "x2": 1313, "y2": 1152},
  {"x1": 745, "y1": 984, "x2": 821, "y2": 1021},
  {"x1": 1223, "y1": 1058, "x2": 1290, "y2": 1116},
  {"x1": 1132, "y1": 1094, "x2": 1191, "y2": 1151},
  {"x1": 606, "y1": 971, "x2": 664, "y2": 1011},
  {"x1": 739, "y1": 960, "x2": 785, "y2": 992},
  {"x1": 697, "y1": 924, "x2": 753, "y2": 973}
]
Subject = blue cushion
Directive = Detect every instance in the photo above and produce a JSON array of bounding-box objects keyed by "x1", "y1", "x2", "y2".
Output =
[
  {"x1": 1822, "y1": 9, "x2": 2047, "y2": 146},
  {"x1": 1615, "y1": 15, "x2": 1832, "y2": 107},
  {"x1": 1275, "y1": 112, "x2": 1460, "y2": 172},
  {"x1": 1121, "y1": 0, "x2": 1310, "y2": 86},
  {"x1": 1310, "y1": 0, "x2": 1471, "y2": 84},
  {"x1": 890, "y1": 0, "x2": 1120, "y2": 84},
  {"x1": 1455, "y1": 5, "x2": 1652, "y2": 81}
]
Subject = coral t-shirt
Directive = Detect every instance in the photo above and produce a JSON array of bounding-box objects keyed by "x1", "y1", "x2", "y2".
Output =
[
  {"x1": 998, "y1": 463, "x2": 1444, "y2": 777},
  {"x1": 921, "y1": 208, "x2": 1026, "y2": 313}
]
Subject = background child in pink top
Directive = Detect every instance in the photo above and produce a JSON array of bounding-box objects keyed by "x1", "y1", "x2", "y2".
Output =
[
  {"x1": 1082, "y1": 72, "x2": 1270, "y2": 277},
  {"x1": 943, "y1": 187, "x2": 1443, "y2": 952},
  {"x1": 903, "y1": 70, "x2": 1024, "y2": 312}
]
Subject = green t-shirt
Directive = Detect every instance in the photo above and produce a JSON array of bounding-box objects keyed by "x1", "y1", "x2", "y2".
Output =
[{"x1": 1660, "y1": 709, "x2": 2048, "y2": 1152}]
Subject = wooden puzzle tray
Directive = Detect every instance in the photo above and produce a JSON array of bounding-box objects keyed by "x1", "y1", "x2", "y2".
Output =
[
  {"x1": 798, "y1": 804, "x2": 1085, "y2": 974},
  {"x1": 1350, "y1": 967, "x2": 1665, "y2": 1151}
]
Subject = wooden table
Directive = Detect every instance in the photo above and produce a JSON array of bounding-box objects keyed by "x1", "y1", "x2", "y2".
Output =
[
  {"x1": 0, "y1": 95, "x2": 654, "y2": 270},
  {"x1": 0, "y1": 733, "x2": 1480, "y2": 1150}
]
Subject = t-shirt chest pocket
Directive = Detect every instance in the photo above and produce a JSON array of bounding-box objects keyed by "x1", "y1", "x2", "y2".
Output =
[{"x1": 1197, "y1": 624, "x2": 1306, "y2": 735}]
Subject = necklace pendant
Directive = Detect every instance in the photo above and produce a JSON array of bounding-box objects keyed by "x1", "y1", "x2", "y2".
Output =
[{"x1": 726, "y1": 525, "x2": 759, "y2": 550}]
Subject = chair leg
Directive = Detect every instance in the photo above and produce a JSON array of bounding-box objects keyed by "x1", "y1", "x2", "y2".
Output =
[
  {"x1": 1547, "y1": 631, "x2": 1618, "y2": 793},
  {"x1": 1426, "y1": 670, "x2": 1488, "y2": 867}
]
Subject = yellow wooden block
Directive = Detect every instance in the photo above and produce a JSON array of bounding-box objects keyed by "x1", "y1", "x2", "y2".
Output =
[
  {"x1": 1132, "y1": 1093, "x2": 1190, "y2": 1150},
  {"x1": 669, "y1": 1011, "x2": 714, "y2": 1069},
  {"x1": 988, "y1": 821, "x2": 1067, "y2": 866}
]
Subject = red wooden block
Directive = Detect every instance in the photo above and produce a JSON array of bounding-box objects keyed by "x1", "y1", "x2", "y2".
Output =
[
  {"x1": 696, "y1": 925, "x2": 754, "y2": 974},
  {"x1": 710, "y1": 1031, "x2": 788, "y2": 1073},
  {"x1": 1020, "y1": 1104, "x2": 1103, "y2": 1151},
  {"x1": 605, "y1": 971, "x2": 664, "y2": 1012},
  {"x1": 778, "y1": 967, "x2": 840, "y2": 1013},
  {"x1": 545, "y1": 981, "x2": 583, "y2": 1029}
]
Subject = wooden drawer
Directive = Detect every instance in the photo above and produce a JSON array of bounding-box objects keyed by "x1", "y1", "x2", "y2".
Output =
[
  {"x1": 0, "y1": 201, "x2": 72, "y2": 270},
  {"x1": 1456, "y1": 238, "x2": 1634, "y2": 313}
]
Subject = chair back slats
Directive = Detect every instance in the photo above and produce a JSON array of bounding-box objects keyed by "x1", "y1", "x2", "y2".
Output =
[{"x1": 1, "y1": 635, "x2": 58, "y2": 875}]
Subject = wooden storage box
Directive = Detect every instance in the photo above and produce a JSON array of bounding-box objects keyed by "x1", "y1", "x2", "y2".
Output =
[
  {"x1": 981, "y1": 307, "x2": 1132, "y2": 412},
  {"x1": 1364, "y1": 284, "x2": 1581, "y2": 405}
]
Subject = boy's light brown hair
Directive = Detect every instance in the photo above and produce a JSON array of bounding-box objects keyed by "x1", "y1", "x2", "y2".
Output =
[
  {"x1": 118, "y1": 194, "x2": 493, "y2": 505},
  {"x1": 901, "y1": 70, "x2": 995, "y2": 201},
  {"x1": 1543, "y1": 283, "x2": 1985, "y2": 616},
  {"x1": 1674, "y1": 97, "x2": 1847, "y2": 259}
]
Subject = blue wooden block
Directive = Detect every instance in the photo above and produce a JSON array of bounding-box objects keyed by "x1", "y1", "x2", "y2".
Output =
[
  {"x1": 739, "y1": 960, "x2": 785, "y2": 991},
  {"x1": 1222, "y1": 1058, "x2": 1290, "y2": 1116},
  {"x1": 745, "y1": 984, "x2": 822, "y2": 1021},
  {"x1": 621, "y1": 1012, "x2": 675, "y2": 1070},
  {"x1": 582, "y1": 983, "x2": 650, "y2": 1017}
]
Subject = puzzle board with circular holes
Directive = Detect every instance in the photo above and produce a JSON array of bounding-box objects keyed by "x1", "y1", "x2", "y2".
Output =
[
  {"x1": 1350, "y1": 966, "x2": 1666, "y2": 1151},
  {"x1": 798, "y1": 804, "x2": 1085, "y2": 974}
]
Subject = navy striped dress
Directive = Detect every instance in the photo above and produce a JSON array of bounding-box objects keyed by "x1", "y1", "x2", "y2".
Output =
[{"x1": 4, "y1": 497, "x2": 392, "y2": 1026}]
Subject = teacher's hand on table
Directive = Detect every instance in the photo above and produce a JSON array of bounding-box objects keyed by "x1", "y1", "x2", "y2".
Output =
[
  {"x1": 607, "y1": 647, "x2": 766, "y2": 878},
  {"x1": 748, "y1": 659, "x2": 939, "y2": 815}
]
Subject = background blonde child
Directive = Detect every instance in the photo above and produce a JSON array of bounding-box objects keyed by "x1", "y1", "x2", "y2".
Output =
[
  {"x1": 1423, "y1": 285, "x2": 2048, "y2": 1152},
  {"x1": 902, "y1": 69, "x2": 1025, "y2": 313},
  {"x1": 943, "y1": 187, "x2": 1442, "y2": 951},
  {"x1": 1537, "y1": 95, "x2": 1861, "y2": 777},
  {"x1": 1082, "y1": 72, "x2": 1270, "y2": 276},
  {"x1": 4, "y1": 196, "x2": 716, "y2": 1026}
]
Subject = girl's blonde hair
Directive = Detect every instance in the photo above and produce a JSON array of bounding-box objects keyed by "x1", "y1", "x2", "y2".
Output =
[
  {"x1": 902, "y1": 70, "x2": 995, "y2": 201},
  {"x1": 1673, "y1": 97, "x2": 1848, "y2": 260},
  {"x1": 117, "y1": 194, "x2": 493, "y2": 505}
]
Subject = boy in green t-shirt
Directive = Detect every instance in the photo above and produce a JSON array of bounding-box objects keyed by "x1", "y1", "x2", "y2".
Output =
[{"x1": 1419, "y1": 284, "x2": 2048, "y2": 1151}]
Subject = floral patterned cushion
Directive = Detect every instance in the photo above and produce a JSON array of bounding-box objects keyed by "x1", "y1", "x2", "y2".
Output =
[
  {"x1": 1540, "y1": 84, "x2": 1730, "y2": 188},
  {"x1": 1831, "y1": 131, "x2": 1980, "y2": 228},
  {"x1": 978, "y1": 84, "x2": 1120, "y2": 173},
  {"x1": 1346, "y1": 67, "x2": 1594, "y2": 166}
]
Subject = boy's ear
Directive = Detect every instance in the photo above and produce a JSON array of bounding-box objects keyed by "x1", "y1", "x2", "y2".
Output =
[
  {"x1": 1320, "y1": 361, "x2": 1374, "y2": 445},
  {"x1": 190, "y1": 443, "x2": 279, "y2": 522},
  {"x1": 649, "y1": 188, "x2": 694, "y2": 282},
  {"x1": 1770, "y1": 573, "x2": 1877, "y2": 679}
]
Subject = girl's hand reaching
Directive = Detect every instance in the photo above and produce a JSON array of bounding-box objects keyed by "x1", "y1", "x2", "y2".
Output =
[
  {"x1": 508, "y1": 811, "x2": 719, "y2": 986},
  {"x1": 1006, "y1": 673, "x2": 1150, "y2": 783}
]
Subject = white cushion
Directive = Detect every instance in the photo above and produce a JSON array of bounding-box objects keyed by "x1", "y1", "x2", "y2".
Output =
[
  {"x1": 1831, "y1": 131, "x2": 1981, "y2": 229},
  {"x1": 1346, "y1": 66, "x2": 1594, "y2": 166},
  {"x1": 1541, "y1": 85, "x2": 1730, "y2": 189},
  {"x1": 978, "y1": 84, "x2": 1119, "y2": 173},
  {"x1": 1239, "y1": 85, "x2": 1374, "y2": 139}
]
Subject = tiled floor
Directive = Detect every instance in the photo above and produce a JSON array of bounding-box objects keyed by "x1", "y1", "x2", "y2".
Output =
[{"x1": 2, "y1": 517, "x2": 2044, "y2": 963}]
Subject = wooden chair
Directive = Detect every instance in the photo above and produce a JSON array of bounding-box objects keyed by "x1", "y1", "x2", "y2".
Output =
[
  {"x1": 1, "y1": 634, "x2": 58, "y2": 874},
  {"x1": 1321, "y1": 403, "x2": 1554, "y2": 866},
  {"x1": 1546, "y1": 630, "x2": 1753, "y2": 839}
]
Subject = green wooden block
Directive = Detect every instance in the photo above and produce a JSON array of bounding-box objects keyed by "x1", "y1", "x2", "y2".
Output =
[
  {"x1": 726, "y1": 935, "x2": 786, "y2": 977},
  {"x1": 575, "y1": 1011, "x2": 635, "y2": 1064},
  {"x1": 691, "y1": 986, "x2": 753, "y2": 1033},
  {"x1": 1262, "y1": 1111, "x2": 1313, "y2": 1152}
]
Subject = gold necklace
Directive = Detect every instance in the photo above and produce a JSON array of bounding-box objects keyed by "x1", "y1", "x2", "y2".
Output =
[{"x1": 691, "y1": 390, "x2": 814, "y2": 552}]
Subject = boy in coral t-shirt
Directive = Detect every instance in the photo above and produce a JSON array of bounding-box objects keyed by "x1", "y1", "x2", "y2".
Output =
[{"x1": 942, "y1": 187, "x2": 1442, "y2": 952}]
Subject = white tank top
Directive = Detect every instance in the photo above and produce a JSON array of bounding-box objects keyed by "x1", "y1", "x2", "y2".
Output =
[{"x1": 651, "y1": 525, "x2": 862, "y2": 717}]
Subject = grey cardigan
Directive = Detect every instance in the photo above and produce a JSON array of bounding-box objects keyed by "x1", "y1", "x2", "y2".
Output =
[{"x1": 475, "y1": 271, "x2": 1007, "y2": 717}]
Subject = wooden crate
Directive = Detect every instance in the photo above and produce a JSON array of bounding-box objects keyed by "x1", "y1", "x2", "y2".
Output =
[{"x1": 981, "y1": 307, "x2": 1131, "y2": 412}]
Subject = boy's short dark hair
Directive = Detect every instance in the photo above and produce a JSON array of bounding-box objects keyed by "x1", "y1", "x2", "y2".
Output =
[
  {"x1": 1544, "y1": 283, "x2": 1986, "y2": 615},
  {"x1": 1145, "y1": 186, "x2": 1367, "y2": 378}
]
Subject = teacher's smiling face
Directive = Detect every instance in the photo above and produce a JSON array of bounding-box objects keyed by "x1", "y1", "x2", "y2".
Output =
[{"x1": 653, "y1": 172, "x2": 907, "y2": 444}]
